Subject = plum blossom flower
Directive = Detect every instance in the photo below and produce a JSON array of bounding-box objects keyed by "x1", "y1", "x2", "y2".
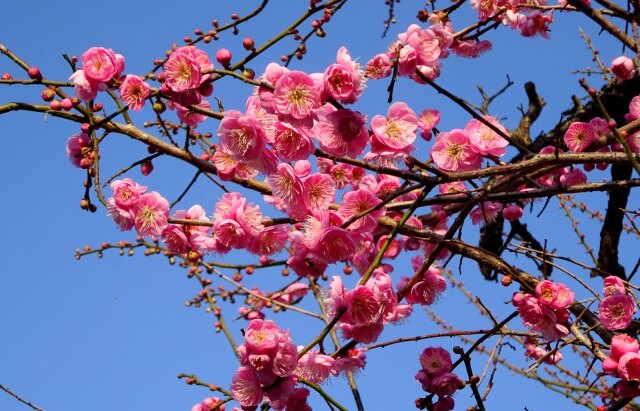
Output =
[
  {"x1": 313, "y1": 106, "x2": 369, "y2": 158},
  {"x1": 217, "y1": 110, "x2": 266, "y2": 161},
  {"x1": 323, "y1": 47, "x2": 364, "y2": 104},
  {"x1": 564, "y1": 122, "x2": 596, "y2": 152},
  {"x1": 272, "y1": 121, "x2": 314, "y2": 161},
  {"x1": 417, "y1": 108, "x2": 440, "y2": 140},
  {"x1": 231, "y1": 367, "x2": 263, "y2": 407},
  {"x1": 273, "y1": 71, "x2": 321, "y2": 121},
  {"x1": 82, "y1": 47, "x2": 120, "y2": 83},
  {"x1": 431, "y1": 129, "x2": 482, "y2": 171},
  {"x1": 502, "y1": 204, "x2": 523, "y2": 221},
  {"x1": 452, "y1": 40, "x2": 492, "y2": 58},
  {"x1": 370, "y1": 102, "x2": 418, "y2": 150},
  {"x1": 512, "y1": 292, "x2": 570, "y2": 341},
  {"x1": 611, "y1": 334, "x2": 640, "y2": 361},
  {"x1": 176, "y1": 99, "x2": 212, "y2": 127},
  {"x1": 132, "y1": 191, "x2": 170, "y2": 238},
  {"x1": 365, "y1": 53, "x2": 391, "y2": 79},
  {"x1": 163, "y1": 46, "x2": 207, "y2": 92},
  {"x1": 599, "y1": 292, "x2": 636, "y2": 330},
  {"x1": 465, "y1": 116, "x2": 510, "y2": 156},
  {"x1": 398, "y1": 263, "x2": 446, "y2": 306},
  {"x1": 70, "y1": 69, "x2": 102, "y2": 101},
  {"x1": 232, "y1": 319, "x2": 300, "y2": 408},
  {"x1": 419, "y1": 347, "x2": 452, "y2": 377},
  {"x1": 604, "y1": 276, "x2": 627, "y2": 297},
  {"x1": 296, "y1": 349, "x2": 337, "y2": 384},
  {"x1": 618, "y1": 352, "x2": 640, "y2": 381},
  {"x1": 338, "y1": 189, "x2": 385, "y2": 232},
  {"x1": 470, "y1": 202, "x2": 503, "y2": 225},
  {"x1": 524, "y1": 337, "x2": 563, "y2": 364},
  {"x1": 118, "y1": 75, "x2": 151, "y2": 111},
  {"x1": 611, "y1": 56, "x2": 636, "y2": 80},
  {"x1": 535, "y1": 280, "x2": 575, "y2": 310}
]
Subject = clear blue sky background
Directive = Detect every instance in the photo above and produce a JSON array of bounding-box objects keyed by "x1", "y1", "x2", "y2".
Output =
[{"x1": 0, "y1": 1, "x2": 637, "y2": 410}]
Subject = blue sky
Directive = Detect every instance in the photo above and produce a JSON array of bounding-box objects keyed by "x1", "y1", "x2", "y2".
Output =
[{"x1": 0, "y1": 1, "x2": 636, "y2": 410}]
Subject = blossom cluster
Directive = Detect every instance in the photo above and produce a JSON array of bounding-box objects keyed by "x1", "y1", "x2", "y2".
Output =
[
  {"x1": 106, "y1": 178, "x2": 169, "y2": 238},
  {"x1": 230, "y1": 319, "x2": 365, "y2": 409},
  {"x1": 415, "y1": 347, "x2": 463, "y2": 411},
  {"x1": 431, "y1": 116, "x2": 509, "y2": 172},
  {"x1": 512, "y1": 280, "x2": 574, "y2": 341},
  {"x1": 326, "y1": 270, "x2": 411, "y2": 343},
  {"x1": 524, "y1": 336, "x2": 563, "y2": 365},
  {"x1": 602, "y1": 334, "x2": 640, "y2": 398}
]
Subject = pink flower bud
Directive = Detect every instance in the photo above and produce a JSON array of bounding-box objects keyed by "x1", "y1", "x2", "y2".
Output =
[
  {"x1": 49, "y1": 100, "x2": 62, "y2": 110},
  {"x1": 502, "y1": 204, "x2": 523, "y2": 221},
  {"x1": 61, "y1": 98, "x2": 74, "y2": 111},
  {"x1": 611, "y1": 56, "x2": 636, "y2": 80},
  {"x1": 242, "y1": 37, "x2": 256, "y2": 51},
  {"x1": 141, "y1": 160, "x2": 154, "y2": 176},
  {"x1": 27, "y1": 66, "x2": 42, "y2": 81},
  {"x1": 216, "y1": 48, "x2": 232, "y2": 67},
  {"x1": 41, "y1": 87, "x2": 56, "y2": 102}
]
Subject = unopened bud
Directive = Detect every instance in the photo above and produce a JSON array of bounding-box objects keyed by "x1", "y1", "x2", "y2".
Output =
[
  {"x1": 242, "y1": 37, "x2": 256, "y2": 51},
  {"x1": 141, "y1": 160, "x2": 154, "y2": 176},
  {"x1": 27, "y1": 66, "x2": 42, "y2": 81}
]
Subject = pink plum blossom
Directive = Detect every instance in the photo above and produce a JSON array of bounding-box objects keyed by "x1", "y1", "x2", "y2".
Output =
[
  {"x1": 313, "y1": 105, "x2": 369, "y2": 158},
  {"x1": 618, "y1": 352, "x2": 640, "y2": 381},
  {"x1": 323, "y1": 47, "x2": 364, "y2": 104},
  {"x1": 272, "y1": 121, "x2": 314, "y2": 161},
  {"x1": 230, "y1": 367, "x2": 263, "y2": 407},
  {"x1": 611, "y1": 334, "x2": 640, "y2": 361},
  {"x1": 502, "y1": 204, "x2": 523, "y2": 221},
  {"x1": 273, "y1": 71, "x2": 321, "y2": 121},
  {"x1": 132, "y1": 191, "x2": 170, "y2": 238},
  {"x1": 564, "y1": 122, "x2": 596, "y2": 152},
  {"x1": 604, "y1": 276, "x2": 627, "y2": 297},
  {"x1": 599, "y1": 292, "x2": 636, "y2": 330},
  {"x1": 431, "y1": 129, "x2": 482, "y2": 172},
  {"x1": 176, "y1": 99, "x2": 211, "y2": 127},
  {"x1": 535, "y1": 280, "x2": 575, "y2": 310},
  {"x1": 524, "y1": 337, "x2": 563, "y2": 364},
  {"x1": 465, "y1": 116, "x2": 510, "y2": 156},
  {"x1": 398, "y1": 265, "x2": 446, "y2": 306},
  {"x1": 452, "y1": 40, "x2": 492, "y2": 58},
  {"x1": 296, "y1": 349, "x2": 337, "y2": 384},
  {"x1": 470, "y1": 202, "x2": 503, "y2": 225},
  {"x1": 419, "y1": 347, "x2": 452, "y2": 377},
  {"x1": 217, "y1": 110, "x2": 266, "y2": 161},
  {"x1": 82, "y1": 47, "x2": 119, "y2": 83},
  {"x1": 163, "y1": 46, "x2": 212, "y2": 93},
  {"x1": 611, "y1": 56, "x2": 636, "y2": 80},
  {"x1": 118, "y1": 75, "x2": 151, "y2": 111},
  {"x1": 370, "y1": 102, "x2": 418, "y2": 150},
  {"x1": 70, "y1": 69, "x2": 101, "y2": 101},
  {"x1": 365, "y1": 53, "x2": 391, "y2": 79},
  {"x1": 338, "y1": 189, "x2": 385, "y2": 232}
]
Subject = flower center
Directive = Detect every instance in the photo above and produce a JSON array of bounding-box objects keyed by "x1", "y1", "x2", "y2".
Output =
[
  {"x1": 287, "y1": 86, "x2": 309, "y2": 107},
  {"x1": 138, "y1": 207, "x2": 158, "y2": 230},
  {"x1": 385, "y1": 121, "x2": 401, "y2": 140},
  {"x1": 446, "y1": 143, "x2": 464, "y2": 159}
]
